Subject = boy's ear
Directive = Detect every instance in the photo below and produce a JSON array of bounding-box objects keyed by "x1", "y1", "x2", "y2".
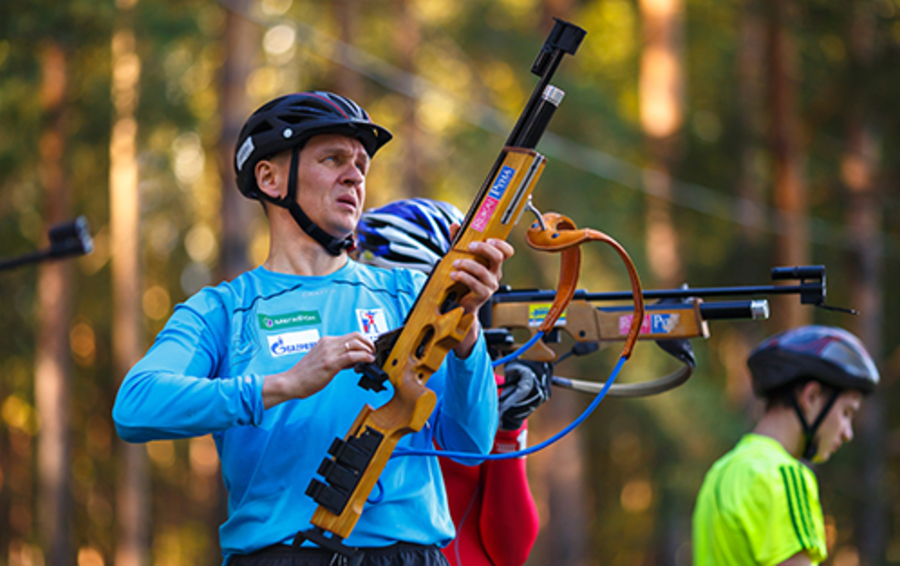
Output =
[
  {"x1": 255, "y1": 158, "x2": 286, "y2": 201},
  {"x1": 797, "y1": 380, "x2": 824, "y2": 412}
]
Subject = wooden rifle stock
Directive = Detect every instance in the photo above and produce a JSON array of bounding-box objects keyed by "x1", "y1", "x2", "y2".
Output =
[{"x1": 298, "y1": 19, "x2": 586, "y2": 549}]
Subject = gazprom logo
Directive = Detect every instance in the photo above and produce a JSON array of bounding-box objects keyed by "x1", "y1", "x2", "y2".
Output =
[
  {"x1": 267, "y1": 329, "x2": 320, "y2": 358},
  {"x1": 489, "y1": 166, "x2": 515, "y2": 200}
]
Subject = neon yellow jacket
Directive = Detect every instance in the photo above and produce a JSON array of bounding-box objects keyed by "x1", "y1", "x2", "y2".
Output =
[{"x1": 693, "y1": 434, "x2": 827, "y2": 566}]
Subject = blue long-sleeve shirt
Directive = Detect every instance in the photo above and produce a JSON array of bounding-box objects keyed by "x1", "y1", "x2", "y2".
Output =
[{"x1": 113, "y1": 261, "x2": 498, "y2": 562}]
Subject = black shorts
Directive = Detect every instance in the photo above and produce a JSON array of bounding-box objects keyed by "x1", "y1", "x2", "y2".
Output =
[{"x1": 229, "y1": 542, "x2": 450, "y2": 566}]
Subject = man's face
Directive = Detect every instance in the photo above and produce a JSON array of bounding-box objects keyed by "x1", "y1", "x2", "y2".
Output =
[
  {"x1": 295, "y1": 133, "x2": 370, "y2": 238},
  {"x1": 812, "y1": 389, "x2": 863, "y2": 464}
]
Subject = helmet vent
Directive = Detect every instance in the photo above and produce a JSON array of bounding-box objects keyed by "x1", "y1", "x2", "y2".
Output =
[
  {"x1": 248, "y1": 122, "x2": 273, "y2": 136},
  {"x1": 256, "y1": 98, "x2": 282, "y2": 113}
]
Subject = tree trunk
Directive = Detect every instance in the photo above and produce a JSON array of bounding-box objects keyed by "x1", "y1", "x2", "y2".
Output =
[
  {"x1": 765, "y1": 0, "x2": 809, "y2": 329},
  {"x1": 332, "y1": 0, "x2": 364, "y2": 101},
  {"x1": 219, "y1": 2, "x2": 260, "y2": 281},
  {"x1": 639, "y1": 0, "x2": 685, "y2": 289},
  {"x1": 212, "y1": 8, "x2": 261, "y2": 561},
  {"x1": 736, "y1": 0, "x2": 765, "y2": 246},
  {"x1": 392, "y1": 0, "x2": 425, "y2": 198},
  {"x1": 843, "y1": 3, "x2": 885, "y2": 563},
  {"x1": 527, "y1": 390, "x2": 588, "y2": 566},
  {"x1": 35, "y1": 40, "x2": 72, "y2": 566},
  {"x1": 728, "y1": 0, "x2": 768, "y2": 418},
  {"x1": 110, "y1": 1, "x2": 148, "y2": 563},
  {"x1": 639, "y1": 1, "x2": 686, "y2": 561}
]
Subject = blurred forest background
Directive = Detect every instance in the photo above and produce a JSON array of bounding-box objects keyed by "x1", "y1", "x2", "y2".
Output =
[{"x1": 1, "y1": 0, "x2": 900, "y2": 564}]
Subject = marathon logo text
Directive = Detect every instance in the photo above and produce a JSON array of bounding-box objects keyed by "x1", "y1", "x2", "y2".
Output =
[{"x1": 268, "y1": 329, "x2": 320, "y2": 358}]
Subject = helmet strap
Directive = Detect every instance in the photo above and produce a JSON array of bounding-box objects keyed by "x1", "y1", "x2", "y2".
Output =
[
  {"x1": 788, "y1": 388, "x2": 841, "y2": 460},
  {"x1": 264, "y1": 145, "x2": 355, "y2": 257}
]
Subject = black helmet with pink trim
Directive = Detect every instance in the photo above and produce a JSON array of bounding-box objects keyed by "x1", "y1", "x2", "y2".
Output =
[{"x1": 747, "y1": 325, "x2": 879, "y2": 396}]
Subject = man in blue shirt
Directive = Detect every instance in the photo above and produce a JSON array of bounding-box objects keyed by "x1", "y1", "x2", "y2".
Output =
[{"x1": 113, "y1": 92, "x2": 512, "y2": 565}]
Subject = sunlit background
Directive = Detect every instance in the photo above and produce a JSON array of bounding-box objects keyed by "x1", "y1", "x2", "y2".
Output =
[{"x1": 1, "y1": 0, "x2": 900, "y2": 564}]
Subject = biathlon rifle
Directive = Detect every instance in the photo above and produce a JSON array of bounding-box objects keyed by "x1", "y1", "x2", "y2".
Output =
[
  {"x1": 484, "y1": 264, "x2": 852, "y2": 397},
  {"x1": 295, "y1": 19, "x2": 588, "y2": 560}
]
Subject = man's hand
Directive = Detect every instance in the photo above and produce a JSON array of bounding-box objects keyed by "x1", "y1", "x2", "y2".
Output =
[
  {"x1": 498, "y1": 360, "x2": 553, "y2": 431},
  {"x1": 262, "y1": 332, "x2": 375, "y2": 408},
  {"x1": 450, "y1": 237, "x2": 515, "y2": 316},
  {"x1": 448, "y1": 224, "x2": 515, "y2": 358}
]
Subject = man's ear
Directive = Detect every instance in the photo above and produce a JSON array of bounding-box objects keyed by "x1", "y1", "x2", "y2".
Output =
[{"x1": 255, "y1": 158, "x2": 286, "y2": 201}]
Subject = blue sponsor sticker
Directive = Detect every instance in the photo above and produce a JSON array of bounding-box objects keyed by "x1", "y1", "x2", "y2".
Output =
[
  {"x1": 473, "y1": 166, "x2": 517, "y2": 232},
  {"x1": 489, "y1": 166, "x2": 515, "y2": 199},
  {"x1": 651, "y1": 314, "x2": 680, "y2": 334}
]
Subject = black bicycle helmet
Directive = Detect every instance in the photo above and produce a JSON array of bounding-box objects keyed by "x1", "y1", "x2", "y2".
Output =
[
  {"x1": 234, "y1": 91, "x2": 393, "y2": 255},
  {"x1": 748, "y1": 325, "x2": 879, "y2": 460},
  {"x1": 748, "y1": 325, "x2": 879, "y2": 396}
]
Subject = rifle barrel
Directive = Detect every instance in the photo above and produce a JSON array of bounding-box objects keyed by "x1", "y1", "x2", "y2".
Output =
[
  {"x1": 699, "y1": 300, "x2": 769, "y2": 320},
  {"x1": 492, "y1": 284, "x2": 819, "y2": 303},
  {"x1": 0, "y1": 249, "x2": 52, "y2": 273}
]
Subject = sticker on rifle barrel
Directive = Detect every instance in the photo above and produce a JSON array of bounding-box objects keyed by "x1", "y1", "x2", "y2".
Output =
[
  {"x1": 618, "y1": 313, "x2": 681, "y2": 335},
  {"x1": 472, "y1": 166, "x2": 515, "y2": 232},
  {"x1": 528, "y1": 303, "x2": 567, "y2": 327}
]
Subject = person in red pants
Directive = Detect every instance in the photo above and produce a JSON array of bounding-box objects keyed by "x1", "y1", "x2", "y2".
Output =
[{"x1": 356, "y1": 198, "x2": 551, "y2": 566}]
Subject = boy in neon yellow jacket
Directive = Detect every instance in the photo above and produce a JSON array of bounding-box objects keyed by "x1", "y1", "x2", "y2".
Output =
[{"x1": 693, "y1": 325, "x2": 879, "y2": 566}]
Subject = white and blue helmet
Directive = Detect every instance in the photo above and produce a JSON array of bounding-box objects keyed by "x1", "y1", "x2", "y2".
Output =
[{"x1": 356, "y1": 198, "x2": 464, "y2": 273}]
